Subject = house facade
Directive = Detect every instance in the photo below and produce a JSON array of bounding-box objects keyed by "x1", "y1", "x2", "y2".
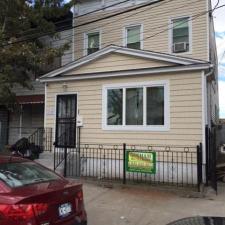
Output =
[
  {"x1": 39, "y1": 0, "x2": 218, "y2": 185},
  {"x1": 0, "y1": 13, "x2": 73, "y2": 150}
]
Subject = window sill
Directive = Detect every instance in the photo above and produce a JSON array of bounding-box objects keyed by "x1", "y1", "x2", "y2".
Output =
[{"x1": 102, "y1": 125, "x2": 170, "y2": 132}]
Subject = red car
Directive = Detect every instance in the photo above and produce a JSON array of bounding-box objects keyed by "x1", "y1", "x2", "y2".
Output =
[{"x1": 0, "y1": 156, "x2": 87, "y2": 225}]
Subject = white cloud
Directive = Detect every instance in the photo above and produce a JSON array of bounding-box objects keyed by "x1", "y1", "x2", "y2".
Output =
[
  {"x1": 211, "y1": 0, "x2": 225, "y2": 32},
  {"x1": 219, "y1": 81, "x2": 225, "y2": 118}
]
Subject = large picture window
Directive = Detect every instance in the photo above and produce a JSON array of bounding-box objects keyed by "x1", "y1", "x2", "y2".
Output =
[{"x1": 103, "y1": 81, "x2": 169, "y2": 131}]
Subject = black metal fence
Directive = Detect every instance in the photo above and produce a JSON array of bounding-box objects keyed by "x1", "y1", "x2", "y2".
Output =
[
  {"x1": 54, "y1": 142, "x2": 203, "y2": 191},
  {"x1": 28, "y1": 128, "x2": 53, "y2": 152}
]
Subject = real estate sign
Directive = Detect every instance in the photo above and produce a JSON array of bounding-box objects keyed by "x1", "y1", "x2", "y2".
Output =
[{"x1": 126, "y1": 151, "x2": 156, "y2": 174}]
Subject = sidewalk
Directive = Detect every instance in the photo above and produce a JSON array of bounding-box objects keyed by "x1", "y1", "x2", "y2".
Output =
[{"x1": 83, "y1": 181, "x2": 225, "y2": 225}]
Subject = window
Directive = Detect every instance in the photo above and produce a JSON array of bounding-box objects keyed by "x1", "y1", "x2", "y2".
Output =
[
  {"x1": 0, "y1": 162, "x2": 60, "y2": 188},
  {"x1": 86, "y1": 32, "x2": 100, "y2": 55},
  {"x1": 107, "y1": 89, "x2": 123, "y2": 125},
  {"x1": 125, "y1": 25, "x2": 142, "y2": 50},
  {"x1": 171, "y1": 17, "x2": 190, "y2": 53},
  {"x1": 103, "y1": 81, "x2": 169, "y2": 131}
]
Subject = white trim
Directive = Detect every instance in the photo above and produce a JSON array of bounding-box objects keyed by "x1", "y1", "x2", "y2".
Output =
[
  {"x1": 44, "y1": 83, "x2": 47, "y2": 128},
  {"x1": 84, "y1": 30, "x2": 101, "y2": 56},
  {"x1": 169, "y1": 16, "x2": 192, "y2": 55},
  {"x1": 123, "y1": 23, "x2": 144, "y2": 50},
  {"x1": 206, "y1": 0, "x2": 210, "y2": 61},
  {"x1": 102, "y1": 80, "x2": 170, "y2": 132},
  {"x1": 54, "y1": 92, "x2": 79, "y2": 146},
  {"x1": 39, "y1": 45, "x2": 207, "y2": 80},
  {"x1": 40, "y1": 64, "x2": 211, "y2": 83}
]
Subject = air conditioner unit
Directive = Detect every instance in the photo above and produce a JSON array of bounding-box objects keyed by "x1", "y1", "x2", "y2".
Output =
[{"x1": 173, "y1": 42, "x2": 188, "y2": 53}]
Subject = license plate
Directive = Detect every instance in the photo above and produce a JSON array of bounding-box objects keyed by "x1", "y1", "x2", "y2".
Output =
[{"x1": 58, "y1": 203, "x2": 72, "y2": 217}]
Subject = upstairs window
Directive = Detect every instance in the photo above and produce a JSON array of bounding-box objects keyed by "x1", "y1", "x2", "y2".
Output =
[
  {"x1": 86, "y1": 32, "x2": 100, "y2": 55},
  {"x1": 172, "y1": 17, "x2": 190, "y2": 53},
  {"x1": 125, "y1": 25, "x2": 142, "y2": 50}
]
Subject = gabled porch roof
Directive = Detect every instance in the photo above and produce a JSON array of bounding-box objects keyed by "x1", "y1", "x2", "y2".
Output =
[{"x1": 39, "y1": 45, "x2": 212, "y2": 82}]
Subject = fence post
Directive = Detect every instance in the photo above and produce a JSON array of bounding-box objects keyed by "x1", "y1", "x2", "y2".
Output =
[
  {"x1": 123, "y1": 143, "x2": 126, "y2": 184},
  {"x1": 64, "y1": 147, "x2": 68, "y2": 177},
  {"x1": 205, "y1": 126, "x2": 209, "y2": 186},
  {"x1": 197, "y1": 143, "x2": 203, "y2": 192}
]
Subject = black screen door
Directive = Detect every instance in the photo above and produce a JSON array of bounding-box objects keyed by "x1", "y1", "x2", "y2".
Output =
[{"x1": 55, "y1": 94, "x2": 77, "y2": 147}]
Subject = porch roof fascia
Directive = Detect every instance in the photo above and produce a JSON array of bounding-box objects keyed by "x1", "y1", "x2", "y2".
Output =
[{"x1": 39, "y1": 63, "x2": 212, "y2": 83}]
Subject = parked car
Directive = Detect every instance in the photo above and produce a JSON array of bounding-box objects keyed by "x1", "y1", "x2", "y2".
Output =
[
  {"x1": 167, "y1": 217, "x2": 225, "y2": 225},
  {"x1": 0, "y1": 156, "x2": 87, "y2": 225}
]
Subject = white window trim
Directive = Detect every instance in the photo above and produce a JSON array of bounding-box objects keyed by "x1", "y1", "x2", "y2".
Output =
[
  {"x1": 168, "y1": 16, "x2": 192, "y2": 54},
  {"x1": 83, "y1": 30, "x2": 101, "y2": 56},
  {"x1": 123, "y1": 24, "x2": 144, "y2": 50},
  {"x1": 102, "y1": 80, "x2": 170, "y2": 131}
]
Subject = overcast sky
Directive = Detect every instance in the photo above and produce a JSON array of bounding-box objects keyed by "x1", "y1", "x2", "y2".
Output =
[{"x1": 212, "y1": 0, "x2": 225, "y2": 118}]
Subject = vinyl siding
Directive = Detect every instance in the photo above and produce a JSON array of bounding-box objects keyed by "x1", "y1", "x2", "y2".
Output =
[
  {"x1": 64, "y1": 53, "x2": 175, "y2": 75},
  {"x1": 74, "y1": 0, "x2": 208, "y2": 61},
  {"x1": 45, "y1": 71, "x2": 203, "y2": 147}
]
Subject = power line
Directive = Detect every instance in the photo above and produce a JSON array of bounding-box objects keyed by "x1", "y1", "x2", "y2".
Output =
[
  {"x1": 48, "y1": 0, "x2": 215, "y2": 59},
  {"x1": 0, "y1": 0, "x2": 170, "y2": 47},
  {"x1": 47, "y1": 0, "x2": 195, "y2": 48},
  {"x1": 40, "y1": 5, "x2": 224, "y2": 75},
  {"x1": 1, "y1": 0, "x2": 132, "y2": 41}
]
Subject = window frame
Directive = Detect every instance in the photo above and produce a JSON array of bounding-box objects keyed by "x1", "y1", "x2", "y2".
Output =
[
  {"x1": 84, "y1": 30, "x2": 101, "y2": 56},
  {"x1": 169, "y1": 16, "x2": 192, "y2": 54},
  {"x1": 123, "y1": 24, "x2": 143, "y2": 50},
  {"x1": 102, "y1": 80, "x2": 170, "y2": 131}
]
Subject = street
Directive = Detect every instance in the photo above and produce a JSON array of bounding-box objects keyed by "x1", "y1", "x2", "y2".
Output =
[{"x1": 83, "y1": 182, "x2": 225, "y2": 225}]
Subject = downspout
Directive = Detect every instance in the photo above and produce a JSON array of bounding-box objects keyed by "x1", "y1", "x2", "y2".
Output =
[{"x1": 202, "y1": 66, "x2": 214, "y2": 183}]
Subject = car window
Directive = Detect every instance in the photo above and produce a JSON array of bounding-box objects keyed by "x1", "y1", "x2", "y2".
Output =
[{"x1": 0, "y1": 161, "x2": 61, "y2": 188}]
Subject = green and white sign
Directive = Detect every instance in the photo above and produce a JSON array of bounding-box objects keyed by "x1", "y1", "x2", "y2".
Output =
[{"x1": 126, "y1": 151, "x2": 156, "y2": 174}]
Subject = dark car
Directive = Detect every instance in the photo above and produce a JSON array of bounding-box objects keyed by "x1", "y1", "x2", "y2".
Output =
[
  {"x1": 167, "y1": 217, "x2": 225, "y2": 225},
  {"x1": 0, "y1": 156, "x2": 87, "y2": 225}
]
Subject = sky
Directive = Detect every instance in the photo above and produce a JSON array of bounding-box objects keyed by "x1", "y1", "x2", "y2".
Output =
[{"x1": 213, "y1": 0, "x2": 225, "y2": 118}]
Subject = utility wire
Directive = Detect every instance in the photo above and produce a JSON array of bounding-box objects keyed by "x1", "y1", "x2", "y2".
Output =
[
  {"x1": 40, "y1": 5, "x2": 224, "y2": 76},
  {"x1": 46, "y1": 0, "x2": 199, "y2": 48},
  {"x1": 48, "y1": 0, "x2": 219, "y2": 60},
  {"x1": 1, "y1": 0, "x2": 132, "y2": 41},
  {"x1": 0, "y1": 0, "x2": 170, "y2": 47}
]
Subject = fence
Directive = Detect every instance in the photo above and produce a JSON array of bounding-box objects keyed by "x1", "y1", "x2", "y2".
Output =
[
  {"x1": 28, "y1": 127, "x2": 53, "y2": 152},
  {"x1": 54, "y1": 142, "x2": 203, "y2": 191}
]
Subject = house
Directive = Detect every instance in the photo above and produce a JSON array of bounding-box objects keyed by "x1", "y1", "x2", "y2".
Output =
[
  {"x1": 0, "y1": 12, "x2": 73, "y2": 151},
  {"x1": 39, "y1": 0, "x2": 218, "y2": 187}
]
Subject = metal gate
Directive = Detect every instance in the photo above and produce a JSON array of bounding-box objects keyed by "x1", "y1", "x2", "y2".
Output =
[{"x1": 205, "y1": 125, "x2": 217, "y2": 192}]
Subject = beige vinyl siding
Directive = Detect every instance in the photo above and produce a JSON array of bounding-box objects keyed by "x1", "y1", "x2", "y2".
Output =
[
  {"x1": 74, "y1": 0, "x2": 208, "y2": 61},
  {"x1": 45, "y1": 71, "x2": 203, "y2": 147},
  {"x1": 64, "y1": 53, "x2": 175, "y2": 75}
]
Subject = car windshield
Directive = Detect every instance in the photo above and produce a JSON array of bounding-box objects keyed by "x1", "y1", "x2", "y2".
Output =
[{"x1": 0, "y1": 161, "x2": 61, "y2": 188}]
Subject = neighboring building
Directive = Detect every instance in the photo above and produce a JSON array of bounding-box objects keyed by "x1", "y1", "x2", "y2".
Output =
[
  {"x1": 39, "y1": 0, "x2": 219, "y2": 185},
  {"x1": 0, "y1": 12, "x2": 73, "y2": 150}
]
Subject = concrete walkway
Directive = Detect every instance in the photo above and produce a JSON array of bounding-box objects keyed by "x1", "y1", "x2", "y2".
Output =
[{"x1": 83, "y1": 181, "x2": 225, "y2": 225}]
